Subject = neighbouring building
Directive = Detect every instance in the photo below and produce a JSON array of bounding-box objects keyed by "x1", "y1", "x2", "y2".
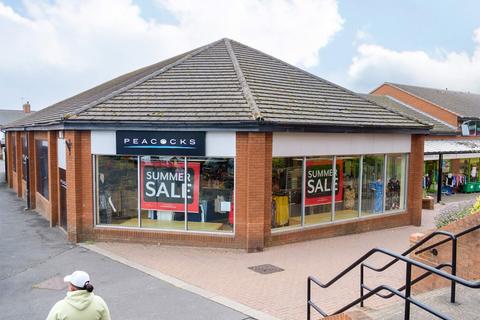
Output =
[
  {"x1": 371, "y1": 83, "x2": 480, "y2": 201},
  {"x1": 1, "y1": 39, "x2": 429, "y2": 251},
  {"x1": 0, "y1": 102, "x2": 33, "y2": 161}
]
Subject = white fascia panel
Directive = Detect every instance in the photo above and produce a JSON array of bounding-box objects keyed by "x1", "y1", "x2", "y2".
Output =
[
  {"x1": 91, "y1": 131, "x2": 116, "y2": 155},
  {"x1": 272, "y1": 132, "x2": 411, "y2": 157},
  {"x1": 57, "y1": 138, "x2": 67, "y2": 169}
]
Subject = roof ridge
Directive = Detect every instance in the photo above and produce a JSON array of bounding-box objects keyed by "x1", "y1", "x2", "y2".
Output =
[
  {"x1": 388, "y1": 82, "x2": 480, "y2": 96},
  {"x1": 227, "y1": 40, "x2": 427, "y2": 128},
  {"x1": 224, "y1": 39, "x2": 263, "y2": 121},
  {"x1": 69, "y1": 39, "x2": 225, "y2": 119}
]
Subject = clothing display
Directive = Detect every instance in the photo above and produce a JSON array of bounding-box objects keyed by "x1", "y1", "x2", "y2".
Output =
[
  {"x1": 370, "y1": 180, "x2": 384, "y2": 213},
  {"x1": 344, "y1": 187, "x2": 356, "y2": 210},
  {"x1": 387, "y1": 178, "x2": 401, "y2": 210},
  {"x1": 272, "y1": 195, "x2": 289, "y2": 227}
]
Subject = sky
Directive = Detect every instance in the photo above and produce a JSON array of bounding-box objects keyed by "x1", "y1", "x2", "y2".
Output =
[{"x1": 1, "y1": 0, "x2": 480, "y2": 111}]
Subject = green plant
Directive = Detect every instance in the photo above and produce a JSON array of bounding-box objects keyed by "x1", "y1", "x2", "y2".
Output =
[
  {"x1": 470, "y1": 195, "x2": 480, "y2": 214},
  {"x1": 435, "y1": 199, "x2": 476, "y2": 228}
]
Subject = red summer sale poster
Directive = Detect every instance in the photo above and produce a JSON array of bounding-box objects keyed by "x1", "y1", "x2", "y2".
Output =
[
  {"x1": 140, "y1": 160, "x2": 200, "y2": 213},
  {"x1": 305, "y1": 160, "x2": 343, "y2": 206}
]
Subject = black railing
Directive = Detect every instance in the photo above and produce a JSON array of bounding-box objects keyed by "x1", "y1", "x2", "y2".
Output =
[{"x1": 307, "y1": 223, "x2": 480, "y2": 320}]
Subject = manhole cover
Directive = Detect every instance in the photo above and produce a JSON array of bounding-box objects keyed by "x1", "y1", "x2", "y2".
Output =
[
  {"x1": 248, "y1": 264, "x2": 284, "y2": 275},
  {"x1": 33, "y1": 276, "x2": 66, "y2": 290}
]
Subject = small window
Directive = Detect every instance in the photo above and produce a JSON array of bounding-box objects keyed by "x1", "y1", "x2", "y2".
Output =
[{"x1": 36, "y1": 140, "x2": 49, "y2": 199}]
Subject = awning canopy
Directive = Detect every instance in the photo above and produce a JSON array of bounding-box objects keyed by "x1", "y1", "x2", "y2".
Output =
[{"x1": 425, "y1": 139, "x2": 480, "y2": 155}]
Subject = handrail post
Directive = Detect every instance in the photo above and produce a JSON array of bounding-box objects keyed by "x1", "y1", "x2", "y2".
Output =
[
  {"x1": 307, "y1": 278, "x2": 311, "y2": 320},
  {"x1": 404, "y1": 263, "x2": 412, "y2": 320},
  {"x1": 451, "y1": 237, "x2": 457, "y2": 303},
  {"x1": 360, "y1": 264, "x2": 365, "y2": 307}
]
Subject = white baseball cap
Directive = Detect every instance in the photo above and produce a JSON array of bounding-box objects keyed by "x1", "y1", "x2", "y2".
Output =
[{"x1": 64, "y1": 271, "x2": 90, "y2": 288}]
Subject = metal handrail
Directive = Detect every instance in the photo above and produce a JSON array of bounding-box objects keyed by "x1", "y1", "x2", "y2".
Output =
[
  {"x1": 415, "y1": 223, "x2": 480, "y2": 255},
  {"x1": 362, "y1": 263, "x2": 452, "y2": 299},
  {"x1": 307, "y1": 247, "x2": 480, "y2": 320},
  {"x1": 362, "y1": 230, "x2": 455, "y2": 273},
  {"x1": 362, "y1": 223, "x2": 480, "y2": 304}
]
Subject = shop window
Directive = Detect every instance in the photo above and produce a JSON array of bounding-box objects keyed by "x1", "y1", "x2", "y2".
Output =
[
  {"x1": 188, "y1": 158, "x2": 234, "y2": 232},
  {"x1": 272, "y1": 158, "x2": 303, "y2": 229},
  {"x1": 386, "y1": 154, "x2": 407, "y2": 212},
  {"x1": 95, "y1": 155, "x2": 235, "y2": 233},
  {"x1": 22, "y1": 135, "x2": 27, "y2": 180},
  {"x1": 96, "y1": 156, "x2": 138, "y2": 226},
  {"x1": 11, "y1": 136, "x2": 16, "y2": 172},
  {"x1": 304, "y1": 157, "x2": 334, "y2": 225},
  {"x1": 36, "y1": 140, "x2": 49, "y2": 199},
  {"x1": 139, "y1": 156, "x2": 186, "y2": 230},
  {"x1": 361, "y1": 155, "x2": 385, "y2": 215},
  {"x1": 334, "y1": 156, "x2": 360, "y2": 221}
]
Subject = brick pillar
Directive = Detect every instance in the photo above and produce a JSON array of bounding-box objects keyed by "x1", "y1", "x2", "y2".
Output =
[
  {"x1": 65, "y1": 130, "x2": 92, "y2": 242},
  {"x1": 408, "y1": 134, "x2": 425, "y2": 226},
  {"x1": 6, "y1": 132, "x2": 13, "y2": 188},
  {"x1": 236, "y1": 132, "x2": 272, "y2": 252},
  {"x1": 48, "y1": 131, "x2": 58, "y2": 227},
  {"x1": 27, "y1": 132, "x2": 36, "y2": 209},
  {"x1": 15, "y1": 132, "x2": 22, "y2": 197}
]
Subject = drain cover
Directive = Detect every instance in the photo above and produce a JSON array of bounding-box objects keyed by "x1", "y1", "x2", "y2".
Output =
[
  {"x1": 248, "y1": 264, "x2": 284, "y2": 274},
  {"x1": 33, "y1": 276, "x2": 66, "y2": 290}
]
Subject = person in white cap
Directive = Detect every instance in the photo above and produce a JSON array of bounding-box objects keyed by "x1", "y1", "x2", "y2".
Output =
[{"x1": 46, "y1": 270, "x2": 111, "y2": 320}]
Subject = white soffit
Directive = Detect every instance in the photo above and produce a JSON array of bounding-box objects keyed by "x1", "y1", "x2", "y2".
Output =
[
  {"x1": 91, "y1": 131, "x2": 236, "y2": 157},
  {"x1": 424, "y1": 153, "x2": 480, "y2": 161},
  {"x1": 272, "y1": 132, "x2": 411, "y2": 157},
  {"x1": 425, "y1": 139, "x2": 480, "y2": 154}
]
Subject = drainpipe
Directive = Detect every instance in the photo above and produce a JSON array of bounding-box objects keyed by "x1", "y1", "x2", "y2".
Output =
[
  {"x1": 24, "y1": 128, "x2": 31, "y2": 210},
  {"x1": 437, "y1": 153, "x2": 443, "y2": 203}
]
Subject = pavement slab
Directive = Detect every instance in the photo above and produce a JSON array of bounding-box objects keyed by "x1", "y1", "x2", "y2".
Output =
[{"x1": 0, "y1": 169, "x2": 252, "y2": 320}]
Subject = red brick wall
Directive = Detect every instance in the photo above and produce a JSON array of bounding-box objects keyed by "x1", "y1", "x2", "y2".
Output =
[
  {"x1": 372, "y1": 84, "x2": 458, "y2": 127},
  {"x1": 410, "y1": 212, "x2": 480, "y2": 294},
  {"x1": 408, "y1": 135, "x2": 424, "y2": 226},
  {"x1": 48, "y1": 131, "x2": 58, "y2": 227}
]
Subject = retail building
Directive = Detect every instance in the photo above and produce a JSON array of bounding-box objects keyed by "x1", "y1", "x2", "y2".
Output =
[
  {"x1": 2, "y1": 39, "x2": 429, "y2": 251},
  {"x1": 371, "y1": 83, "x2": 480, "y2": 201}
]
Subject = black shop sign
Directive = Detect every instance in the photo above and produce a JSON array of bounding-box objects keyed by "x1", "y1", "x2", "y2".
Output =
[{"x1": 116, "y1": 131, "x2": 205, "y2": 156}]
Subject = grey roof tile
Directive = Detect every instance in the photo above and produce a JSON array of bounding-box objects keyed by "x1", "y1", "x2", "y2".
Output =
[
  {"x1": 4, "y1": 39, "x2": 428, "y2": 131},
  {"x1": 362, "y1": 94, "x2": 457, "y2": 134},
  {"x1": 387, "y1": 83, "x2": 480, "y2": 119}
]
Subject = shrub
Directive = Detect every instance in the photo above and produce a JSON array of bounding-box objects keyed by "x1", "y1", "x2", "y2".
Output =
[{"x1": 435, "y1": 199, "x2": 476, "y2": 228}]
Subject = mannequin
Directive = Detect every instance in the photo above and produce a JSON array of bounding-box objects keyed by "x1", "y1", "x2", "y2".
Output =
[
  {"x1": 471, "y1": 166, "x2": 477, "y2": 182},
  {"x1": 99, "y1": 173, "x2": 117, "y2": 224}
]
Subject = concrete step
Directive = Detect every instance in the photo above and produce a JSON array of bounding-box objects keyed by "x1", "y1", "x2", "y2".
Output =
[{"x1": 349, "y1": 285, "x2": 480, "y2": 320}]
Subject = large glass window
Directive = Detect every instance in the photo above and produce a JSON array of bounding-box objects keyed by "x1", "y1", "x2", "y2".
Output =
[
  {"x1": 96, "y1": 156, "x2": 138, "y2": 226},
  {"x1": 188, "y1": 158, "x2": 234, "y2": 232},
  {"x1": 36, "y1": 140, "x2": 49, "y2": 199},
  {"x1": 95, "y1": 155, "x2": 235, "y2": 233},
  {"x1": 386, "y1": 154, "x2": 407, "y2": 211},
  {"x1": 139, "y1": 156, "x2": 186, "y2": 230},
  {"x1": 272, "y1": 158, "x2": 302, "y2": 229},
  {"x1": 335, "y1": 156, "x2": 361, "y2": 221},
  {"x1": 361, "y1": 155, "x2": 385, "y2": 215},
  {"x1": 304, "y1": 157, "x2": 334, "y2": 225}
]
